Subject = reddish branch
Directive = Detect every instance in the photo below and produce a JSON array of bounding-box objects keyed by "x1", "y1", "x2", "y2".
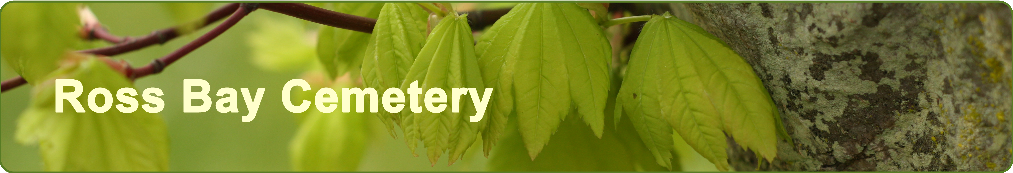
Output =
[
  {"x1": 131, "y1": 3, "x2": 255, "y2": 79},
  {"x1": 79, "y1": 3, "x2": 241, "y2": 56},
  {"x1": 84, "y1": 27, "x2": 128, "y2": 44},
  {"x1": 1, "y1": 77, "x2": 27, "y2": 92},
  {"x1": 259, "y1": 3, "x2": 376, "y2": 33},
  {"x1": 0, "y1": 3, "x2": 252, "y2": 92},
  {"x1": 129, "y1": 3, "x2": 253, "y2": 78},
  {"x1": 1, "y1": 3, "x2": 512, "y2": 93}
]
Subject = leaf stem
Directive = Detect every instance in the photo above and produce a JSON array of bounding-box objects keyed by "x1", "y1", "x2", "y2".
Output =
[
  {"x1": 418, "y1": 3, "x2": 446, "y2": 17},
  {"x1": 602, "y1": 15, "x2": 652, "y2": 27},
  {"x1": 259, "y1": 3, "x2": 376, "y2": 33}
]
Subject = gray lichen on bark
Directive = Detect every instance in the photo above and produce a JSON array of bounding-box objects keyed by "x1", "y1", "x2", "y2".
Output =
[{"x1": 670, "y1": 3, "x2": 1012, "y2": 171}]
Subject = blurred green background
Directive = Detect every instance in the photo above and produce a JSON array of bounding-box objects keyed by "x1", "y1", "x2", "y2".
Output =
[{"x1": 0, "y1": 3, "x2": 488, "y2": 171}]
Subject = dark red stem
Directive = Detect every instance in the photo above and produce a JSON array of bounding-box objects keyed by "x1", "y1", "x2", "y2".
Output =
[
  {"x1": 0, "y1": 3, "x2": 253, "y2": 93},
  {"x1": 2, "y1": 3, "x2": 512, "y2": 93},
  {"x1": 130, "y1": 3, "x2": 255, "y2": 79},
  {"x1": 259, "y1": 3, "x2": 376, "y2": 33},
  {"x1": 85, "y1": 27, "x2": 127, "y2": 44},
  {"x1": 0, "y1": 77, "x2": 27, "y2": 92}
]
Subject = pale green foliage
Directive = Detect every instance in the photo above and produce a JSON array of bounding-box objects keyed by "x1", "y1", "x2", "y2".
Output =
[
  {"x1": 247, "y1": 16, "x2": 317, "y2": 72},
  {"x1": 289, "y1": 79, "x2": 370, "y2": 171},
  {"x1": 615, "y1": 13, "x2": 783, "y2": 171},
  {"x1": 399, "y1": 14, "x2": 485, "y2": 166},
  {"x1": 474, "y1": 3, "x2": 610, "y2": 159},
  {"x1": 316, "y1": 3, "x2": 383, "y2": 78},
  {"x1": 0, "y1": 3, "x2": 81, "y2": 84},
  {"x1": 289, "y1": 70, "x2": 334, "y2": 124},
  {"x1": 672, "y1": 130, "x2": 720, "y2": 171},
  {"x1": 489, "y1": 94, "x2": 670, "y2": 171},
  {"x1": 161, "y1": 3, "x2": 212, "y2": 34},
  {"x1": 16, "y1": 55, "x2": 169, "y2": 171},
  {"x1": 0, "y1": 3, "x2": 793, "y2": 171},
  {"x1": 360, "y1": 3, "x2": 430, "y2": 140}
]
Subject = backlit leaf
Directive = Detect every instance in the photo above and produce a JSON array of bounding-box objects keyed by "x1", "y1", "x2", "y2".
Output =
[
  {"x1": 659, "y1": 14, "x2": 780, "y2": 163},
  {"x1": 489, "y1": 87, "x2": 671, "y2": 171},
  {"x1": 289, "y1": 77, "x2": 370, "y2": 171},
  {"x1": 290, "y1": 70, "x2": 333, "y2": 124},
  {"x1": 400, "y1": 14, "x2": 484, "y2": 166},
  {"x1": 316, "y1": 3, "x2": 383, "y2": 78},
  {"x1": 616, "y1": 13, "x2": 781, "y2": 170},
  {"x1": 672, "y1": 130, "x2": 720, "y2": 171},
  {"x1": 16, "y1": 54, "x2": 169, "y2": 171},
  {"x1": 475, "y1": 3, "x2": 610, "y2": 159},
  {"x1": 0, "y1": 3, "x2": 81, "y2": 84},
  {"x1": 360, "y1": 3, "x2": 430, "y2": 144}
]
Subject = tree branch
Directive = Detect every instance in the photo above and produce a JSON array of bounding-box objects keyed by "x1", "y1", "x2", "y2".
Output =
[
  {"x1": 83, "y1": 27, "x2": 127, "y2": 44},
  {"x1": 78, "y1": 3, "x2": 240, "y2": 56},
  {"x1": 1, "y1": 77, "x2": 27, "y2": 92},
  {"x1": 130, "y1": 3, "x2": 255, "y2": 79},
  {"x1": 2, "y1": 3, "x2": 514, "y2": 93},
  {"x1": 78, "y1": 5, "x2": 123, "y2": 44},
  {"x1": 0, "y1": 3, "x2": 253, "y2": 93},
  {"x1": 259, "y1": 3, "x2": 376, "y2": 33}
]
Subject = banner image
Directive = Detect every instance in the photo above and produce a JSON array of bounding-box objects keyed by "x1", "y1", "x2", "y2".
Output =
[{"x1": 0, "y1": 2, "x2": 1009, "y2": 172}]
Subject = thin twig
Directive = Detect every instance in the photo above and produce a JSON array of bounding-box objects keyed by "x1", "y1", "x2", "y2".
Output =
[
  {"x1": 259, "y1": 3, "x2": 376, "y2": 33},
  {"x1": 131, "y1": 3, "x2": 255, "y2": 79},
  {"x1": 84, "y1": 27, "x2": 127, "y2": 44},
  {"x1": 0, "y1": 77, "x2": 27, "y2": 92},
  {"x1": 79, "y1": 3, "x2": 240, "y2": 56},
  {"x1": 2, "y1": 3, "x2": 514, "y2": 93},
  {"x1": 0, "y1": 3, "x2": 253, "y2": 93},
  {"x1": 77, "y1": 5, "x2": 124, "y2": 44}
]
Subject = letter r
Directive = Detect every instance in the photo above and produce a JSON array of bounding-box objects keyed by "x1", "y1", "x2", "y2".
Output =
[{"x1": 55, "y1": 79, "x2": 85, "y2": 113}]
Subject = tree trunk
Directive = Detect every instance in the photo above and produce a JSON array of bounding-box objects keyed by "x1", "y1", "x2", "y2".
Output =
[{"x1": 674, "y1": 3, "x2": 1012, "y2": 171}]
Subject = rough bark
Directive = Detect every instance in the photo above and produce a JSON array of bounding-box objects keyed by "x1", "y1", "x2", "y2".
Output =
[{"x1": 671, "y1": 3, "x2": 1012, "y2": 171}]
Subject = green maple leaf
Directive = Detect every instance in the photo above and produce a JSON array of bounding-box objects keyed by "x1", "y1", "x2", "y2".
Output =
[
  {"x1": 615, "y1": 13, "x2": 785, "y2": 171},
  {"x1": 16, "y1": 55, "x2": 169, "y2": 171},
  {"x1": 1, "y1": 3, "x2": 82, "y2": 84},
  {"x1": 400, "y1": 13, "x2": 485, "y2": 166},
  {"x1": 489, "y1": 85, "x2": 672, "y2": 171},
  {"x1": 316, "y1": 3, "x2": 383, "y2": 78},
  {"x1": 475, "y1": 3, "x2": 611, "y2": 159},
  {"x1": 360, "y1": 3, "x2": 430, "y2": 144}
]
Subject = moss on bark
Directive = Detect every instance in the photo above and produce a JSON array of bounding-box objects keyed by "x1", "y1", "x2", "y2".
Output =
[{"x1": 673, "y1": 3, "x2": 1012, "y2": 171}]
